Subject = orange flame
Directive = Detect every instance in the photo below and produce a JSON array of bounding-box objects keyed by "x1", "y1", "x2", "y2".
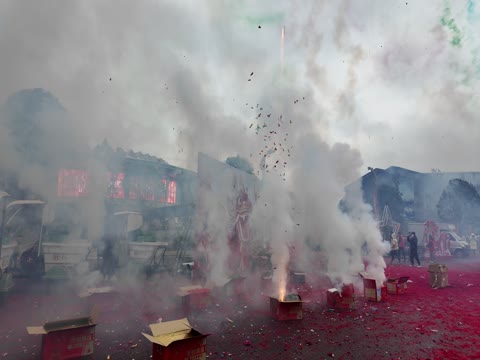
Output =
[{"x1": 278, "y1": 272, "x2": 286, "y2": 301}]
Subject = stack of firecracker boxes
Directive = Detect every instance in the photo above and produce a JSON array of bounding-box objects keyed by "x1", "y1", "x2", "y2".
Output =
[
  {"x1": 27, "y1": 286, "x2": 213, "y2": 360},
  {"x1": 25, "y1": 266, "x2": 424, "y2": 360},
  {"x1": 327, "y1": 272, "x2": 411, "y2": 310}
]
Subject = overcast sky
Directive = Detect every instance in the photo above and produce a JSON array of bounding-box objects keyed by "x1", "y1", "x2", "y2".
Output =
[{"x1": 1, "y1": 0, "x2": 479, "y2": 177}]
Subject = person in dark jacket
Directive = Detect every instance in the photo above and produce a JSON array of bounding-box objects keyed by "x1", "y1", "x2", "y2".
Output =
[
  {"x1": 408, "y1": 232, "x2": 421, "y2": 267},
  {"x1": 101, "y1": 236, "x2": 117, "y2": 281}
]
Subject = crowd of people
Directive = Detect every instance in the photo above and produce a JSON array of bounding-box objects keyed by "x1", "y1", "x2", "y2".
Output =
[
  {"x1": 390, "y1": 231, "x2": 421, "y2": 266},
  {"x1": 390, "y1": 232, "x2": 479, "y2": 267},
  {"x1": 389, "y1": 229, "x2": 479, "y2": 266}
]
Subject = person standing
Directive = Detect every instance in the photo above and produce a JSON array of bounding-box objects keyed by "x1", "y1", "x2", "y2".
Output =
[
  {"x1": 101, "y1": 236, "x2": 117, "y2": 282},
  {"x1": 408, "y1": 232, "x2": 421, "y2": 267},
  {"x1": 470, "y1": 233, "x2": 477, "y2": 256},
  {"x1": 398, "y1": 232, "x2": 407, "y2": 263},
  {"x1": 390, "y1": 232, "x2": 400, "y2": 264}
]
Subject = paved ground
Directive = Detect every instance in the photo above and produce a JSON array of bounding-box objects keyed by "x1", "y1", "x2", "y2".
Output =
[{"x1": 0, "y1": 256, "x2": 480, "y2": 359}]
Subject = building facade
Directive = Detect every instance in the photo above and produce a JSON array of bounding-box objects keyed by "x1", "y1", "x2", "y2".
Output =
[{"x1": 348, "y1": 166, "x2": 480, "y2": 223}]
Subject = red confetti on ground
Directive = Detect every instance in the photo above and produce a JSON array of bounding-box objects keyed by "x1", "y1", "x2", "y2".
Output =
[{"x1": 1, "y1": 257, "x2": 480, "y2": 359}]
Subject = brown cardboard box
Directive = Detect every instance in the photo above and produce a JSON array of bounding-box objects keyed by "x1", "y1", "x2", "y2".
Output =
[
  {"x1": 142, "y1": 318, "x2": 209, "y2": 360},
  {"x1": 428, "y1": 264, "x2": 448, "y2": 288},
  {"x1": 387, "y1": 277, "x2": 409, "y2": 295},
  {"x1": 326, "y1": 288, "x2": 356, "y2": 310},
  {"x1": 270, "y1": 295, "x2": 303, "y2": 320},
  {"x1": 177, "y1": 286, "x2": 211, "y2": 314},
  {"x1": 27, "y1": 308, "x2": 98, "y2": 360},
  {"x1": 359, "y1": 272, "x2": 387, "y2": 302}
]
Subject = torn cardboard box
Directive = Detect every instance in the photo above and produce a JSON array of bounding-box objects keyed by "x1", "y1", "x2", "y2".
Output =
[
  {"x1": 27, "y1": 307, "x2": 98, "y2": 360},
  {"x1": 142, "y1": 318, "x2": 209, "y2": 360},
  {"x1": 327, "y1": 284, "x2": 356, "y2": 310},
  {"x1": 270, "y1": 294, "x2": 303, "y2": 320},
  {"x1": 387, "y1": 277, "x2": 409, "y2": 295},
  {"x1": 428, "y1": 264, "x2": 448, "y2": 288},
  {"x1": 359, "y1": 271, "x2": 387, "y2": 302}
]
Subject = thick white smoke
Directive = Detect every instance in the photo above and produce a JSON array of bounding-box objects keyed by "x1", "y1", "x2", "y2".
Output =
[
  {"x1": 10, "y1": 0, "x2": 478, "y2": 298},
  {"x1": 197, "y1": 176, "x2": 231, "y2": 287},
  {"x1": 282, "y1": 132, "x2": 388, "y2": 289},
  {"x1": 251, "y1": 173, "x2": 294, "y2": 299}
]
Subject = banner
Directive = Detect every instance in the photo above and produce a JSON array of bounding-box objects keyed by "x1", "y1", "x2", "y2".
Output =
[
  {"x1": 194, "y1": 153, "x2": 259, "y2": 283},
  {"x1": 423, "y1": 221, "x2": 452, "y2": 258}
]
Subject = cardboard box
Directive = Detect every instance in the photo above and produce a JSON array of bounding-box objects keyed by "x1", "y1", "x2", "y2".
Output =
[
  {"x1": 79, "y1": 287, "x2": 119, "y2": 319},
  {"x1": 270, "y1": 295, "x2": 303, "y2": 320},
  {"x1": 428, "y1": 264, "x2": 448, "y2": 273},
  {"x1": 387, "y1": 277, "x2": 409, "y2": 295},
  {"x1": 327, "y1": 288, "x2": 356, "y2": 310},
  {"x1": 177, "y1": 286, "x2": 211, "y2": 314},
  {"x1": 27, "y1": 308, "x2": 98, "y2": 360},
  {"x1": 341, "y1": 284, "x2": 354, "y2": 297},
  {"x1": 223, "y1": 276, "x2": 245, "y2": 298},
  {"x1": 428, "y1": 264, "x2": 448, "y2": 288},
  {"x1": 359, "y1": 272, "x2": 387, "y2": 302},
  {"x1": 142, "y1": 318, "x2": 209, "y2": 360}
]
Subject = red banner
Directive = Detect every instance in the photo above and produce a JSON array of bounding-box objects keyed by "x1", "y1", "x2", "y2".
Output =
[
  {"x1": 58, "y1": 169, "x2": 176, "y2": 203},
  {"x1": 194, "y1": 153, "x2": 259, "y2": 282}
]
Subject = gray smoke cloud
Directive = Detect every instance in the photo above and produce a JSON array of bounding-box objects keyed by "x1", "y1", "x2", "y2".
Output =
[
  {"x1": 251, "y1": 173, "x2": 294, "y2": 299},
  {"x1": 4, "y1": 0, "x2": 479, "y2": 302},
  {"x1": 1, "y1": 1, "x2": 479, "y2": 172},
  {"x1": 0, "y1": 89, "x2": 107, "y2": 245}
]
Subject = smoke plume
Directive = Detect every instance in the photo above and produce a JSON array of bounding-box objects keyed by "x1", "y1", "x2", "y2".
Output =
[{"x1": 5, "y1": 0, "x2": 478, "y2": 301}]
